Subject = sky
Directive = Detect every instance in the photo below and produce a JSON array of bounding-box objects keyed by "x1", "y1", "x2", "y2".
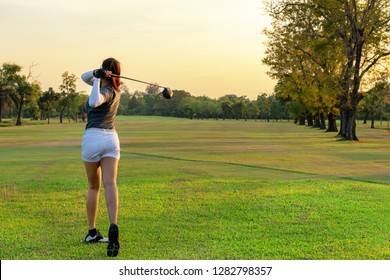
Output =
[{"x1": 0, "y1": 0, "x2": 275, "y2": 100}]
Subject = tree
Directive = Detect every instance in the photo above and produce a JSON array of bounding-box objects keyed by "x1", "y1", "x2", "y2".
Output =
[
  {"x1": 195, "y1": 97, "x2": 221, "y2": 120},
  {"x1": 118, "y1": 84, "x2": 131, "y2": 115},
  {"x1": 38, "y1": 87, "x2": 60, "y2": 124},
  {"x1": 59, "y1": 71, "x2": 77, "y2": 123},
  {"x1": 0, "y1": 63, "x2": 20, "y2": 122},
  {"x1": 77, "y1": 93, "x2": 89, "y2": 122},
  {"x1": 256, "y1": 93, "x2": 272, "y2": 121},
  {"x1": 231, "y1": 96, "x2": 247, "y2": 120},
  {"x1": 14, "y1": 63, "x2": 40, "y2": 126},
  {"x1": 328, "y1": 0, "x2": 390, "y2": 139},
  {"x1": 264, "y1": 1, "x2": 341, "y2": 128},
  {"x1": 263, "y1": 0, "x2": 390, "y2": 140},
  {"x1": 247, "y1": 101, "x2": 260, "y2": 120},
  {"x1": 218, "y1": 96, "x2": 234, "y2": 120},
  {"x1": 361, "y1": 73, "x2": 390, "y2": 128},
  {"x1": 126, "y1": 91, "x2": 146, "y2": 115},
  {"x1": 177, "y1": 96, "x2": 198, "y2": 119}
]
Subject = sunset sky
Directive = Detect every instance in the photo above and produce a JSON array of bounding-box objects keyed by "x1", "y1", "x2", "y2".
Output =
[{"x1": 1, "y1": 0, "x2": 275, "y2": 100}]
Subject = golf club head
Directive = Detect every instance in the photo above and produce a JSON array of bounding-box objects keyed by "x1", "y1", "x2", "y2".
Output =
[{"x1": 162, "y1": 87, "x2": 173, "y2": 99}]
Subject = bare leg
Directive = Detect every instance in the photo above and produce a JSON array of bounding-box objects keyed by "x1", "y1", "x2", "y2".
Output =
[
  {"x1": 83, "y1": 161, "x2": 101, "y2": 230},
  {"x1": 100, "y1": 157, "x2": 119, "y2": 224},
  {"x1": 100, "y1": 157, "x2": 120, "y2": 257}
]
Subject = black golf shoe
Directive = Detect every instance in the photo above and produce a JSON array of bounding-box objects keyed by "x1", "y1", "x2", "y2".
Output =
[
  {"x1": 84, "y1": 229, "x2": 105, "y2": 243},
  {"x1": 107, "y1": 224, "x2": 120, "y2": 257}
]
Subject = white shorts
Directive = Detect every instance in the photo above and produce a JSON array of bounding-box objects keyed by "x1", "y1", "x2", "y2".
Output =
[{"x1": 82, "y1": 128, "x2": 120, "y2": 162}]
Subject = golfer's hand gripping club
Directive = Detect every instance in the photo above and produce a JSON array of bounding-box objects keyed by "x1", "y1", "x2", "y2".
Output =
[{"x1": 93, "y1": 68, "x2": 112, "y2": 79}]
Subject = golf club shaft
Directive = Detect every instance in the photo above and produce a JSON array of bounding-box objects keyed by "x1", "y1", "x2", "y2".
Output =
[{"x1": 110, "y1": 74, "x2": 165, "y2": 89}]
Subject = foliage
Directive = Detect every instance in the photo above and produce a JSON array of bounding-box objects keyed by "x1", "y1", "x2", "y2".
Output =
[
  {"x1": 0, "y1": 61, "x2": 293, "y2": 124},
  {"x1": 360, "y1": 72, "x2": 390, "y2": 127},
  {"x1": 0, "y1": 63, "x2": 20, "y2": 122},
  {"x1": 38, "y1": 88, "x2": 60, "y2": 124},
  {"x1": 262, "y1": 0, "x2": 390, "y2": 140},
  {"x1": 58, "y1": 71, "x2": 79, "y2": 123}
]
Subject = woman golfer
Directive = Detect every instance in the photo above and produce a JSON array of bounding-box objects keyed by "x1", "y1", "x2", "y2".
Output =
[{"x1": 81, "y1": 57, "x2": 121, "y2": 257}]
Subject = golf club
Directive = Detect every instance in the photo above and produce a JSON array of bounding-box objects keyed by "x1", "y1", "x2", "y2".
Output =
[{"x1": 110, "y1": 74, "x2": 173, "y2": 99}]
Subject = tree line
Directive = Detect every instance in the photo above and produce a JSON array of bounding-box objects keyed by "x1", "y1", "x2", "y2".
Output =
[
  {"x1": 1, "y1": 61, "x2": 389, "y2": 128},
  {"x1": 0, "y1": 63, "x2": 89, "y2": 125},
  {"x1": 102, "y1": 84, "x2": 390, "y2": 125},
  {"x1": 119, "y1": 84, "x2": 291, "y2": 121},
  {"x1": 262, "y1": 0, "x2": 390, "y2": 140},
  {"x1": 0, "y1": 63, "x2": 290, "y2": 124}
]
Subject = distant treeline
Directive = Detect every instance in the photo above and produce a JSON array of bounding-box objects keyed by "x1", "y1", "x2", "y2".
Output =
[
  {"x1": 115, "y1": 86, "x2": 390, "y2": 129},
  {"x1": 118, "y1": 85, "x2": 291, "y2": 122},
  {"x1": 1, "y1": 63, "x2": 389, "y2": 130}
]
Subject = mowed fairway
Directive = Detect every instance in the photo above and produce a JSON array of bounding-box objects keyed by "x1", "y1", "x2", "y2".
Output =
[{"x1": 0, "y1": 116, "x2": 389, "y2": 260}]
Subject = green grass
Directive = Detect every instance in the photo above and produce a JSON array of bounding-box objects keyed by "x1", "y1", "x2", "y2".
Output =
[{"x1": 0, "y1": 116, "x2": 389, "y2": 260}]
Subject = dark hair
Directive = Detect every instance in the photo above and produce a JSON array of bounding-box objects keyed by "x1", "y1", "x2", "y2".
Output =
[{"x1": 102, "y1": 58, "x2": 121, "y2": 92}]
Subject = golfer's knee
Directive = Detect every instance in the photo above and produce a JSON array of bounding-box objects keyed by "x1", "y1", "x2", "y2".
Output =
[
  {"x1": 103, "y1": 182, "x2": 117, "y2": 190},
  {"x1": 88, "y1": 182, "x2": 100, "y2": 190}
]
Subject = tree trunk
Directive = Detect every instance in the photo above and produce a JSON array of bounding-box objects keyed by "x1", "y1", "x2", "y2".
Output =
[
  {"x1": 0, "y1": 101, "x2": 3, "y2": 122},
  {"x1": 319, "y1": 112, "x2": 326, "y2": 130},
  {"x1": 363, "y1": 112, "x2": 368, "y2": 124},
  {"x1": 371, "y1": 111, "x2": 375, "y2": 129},
  {"x1": 338, "y1": 109, "x2": 346, "y2": 137},
  {"x1": 307, "y1": 113, "x2": 314, "y2": 127},
  {"x1": 326, "y1": 113, "x2": 338, "y2": 132},
  {"x1": 313, "y1": 113, "x2": 321, "y2": 128},
  {"x1": 60, "y1": 106, "x2": 66, "y2": 124},
  {"x1": 298, "y1": 116, "x2": 305, "y2": 125},
  {"x1": 343, "y1": 109, "x2": 358, "y2": 140},
  {"x1": 15, "y1": 94, "x2": 24, "y2": 126}
]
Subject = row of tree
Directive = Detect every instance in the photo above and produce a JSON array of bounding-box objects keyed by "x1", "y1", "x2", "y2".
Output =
[
  {"x1": 119, "y1": 85, "x2": 292, "y2": 121},
  {"x1": 1, "y1": 60, "x2": 388, "y2": 129},
  {"x1": 0, "y1": 63, "x2": 290, "y2": 124},
  {"x1": 0, "y1": 63, "x2": 90, "y2": 125},
  {"x1": 262, "y1": 0, "x2": 390, "y2": 140},
  {"x1": 107, "y1": 85, "x2": 390, "y2": 127}
]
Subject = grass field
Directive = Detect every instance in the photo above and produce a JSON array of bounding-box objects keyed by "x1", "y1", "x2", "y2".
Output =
[{"x1": 0, "y1": 116, "x2": 389, "y2": 260}]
